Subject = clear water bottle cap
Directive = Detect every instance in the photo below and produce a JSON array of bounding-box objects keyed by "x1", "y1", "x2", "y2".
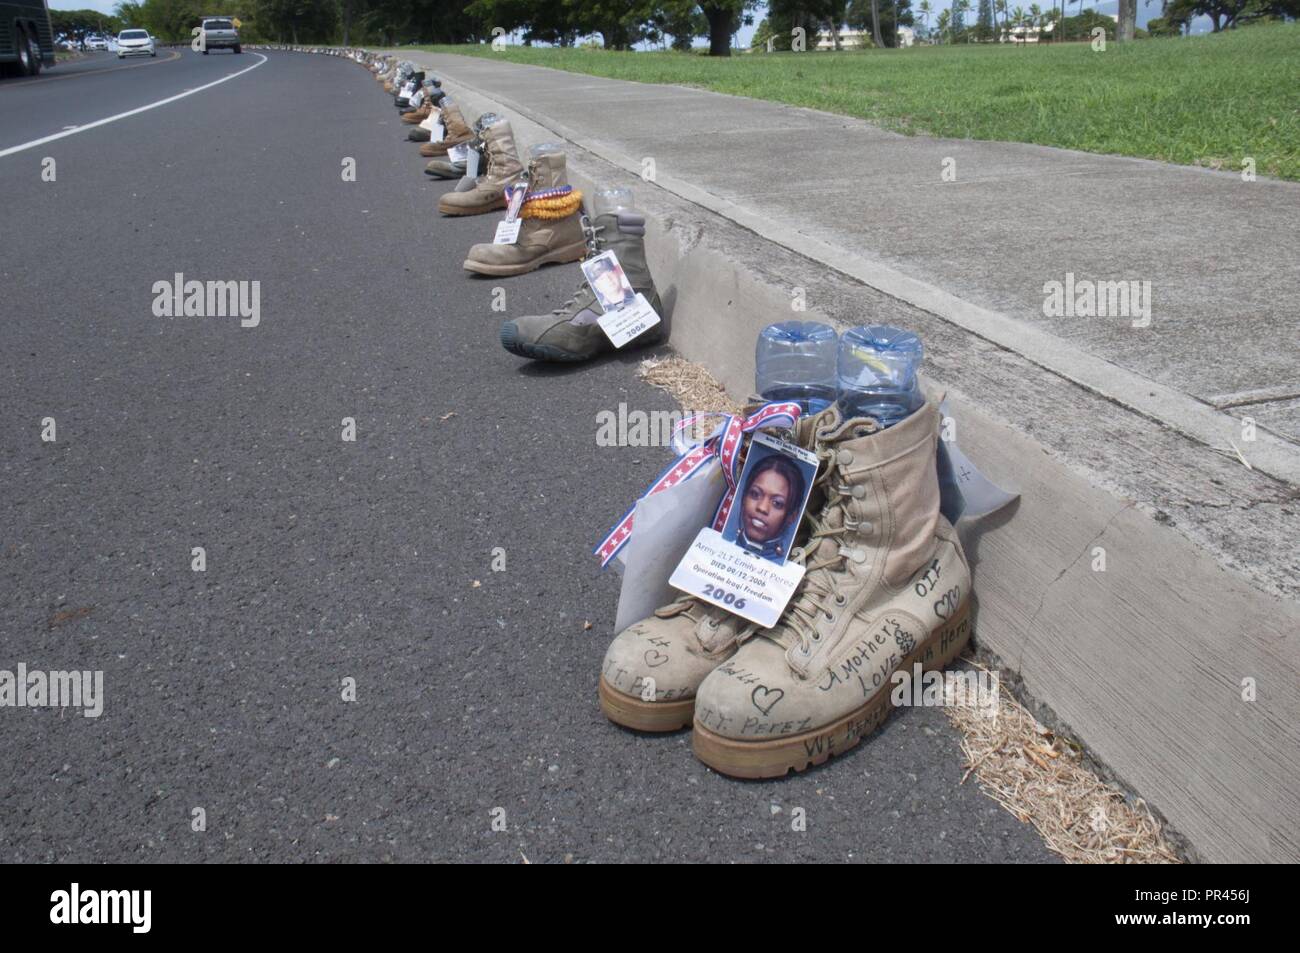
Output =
[
  {"x1": 836, "y1": 326, "x2": 924, "y2": 427},
  {"x1": 593, "y1": 188, "x2": 634, "y2": 217},
  {"x1": 755, "y1": 321, "x2": 838, "y2": 412},
  {"x1": 838, "y1": 326, "x2": 923, "y2": 391}
]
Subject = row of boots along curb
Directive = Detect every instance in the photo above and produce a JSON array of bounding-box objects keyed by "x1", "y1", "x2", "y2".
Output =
[{"x1": 384, "y1": 57, "x2": 669, "y2": 362}]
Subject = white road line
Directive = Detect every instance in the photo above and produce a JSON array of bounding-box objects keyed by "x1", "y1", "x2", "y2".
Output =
[{"x1": 0, "y1": 53, "x2": 268, "y2": 160}]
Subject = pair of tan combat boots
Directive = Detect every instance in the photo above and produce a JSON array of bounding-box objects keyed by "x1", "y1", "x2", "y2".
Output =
[
  {"x1": 431, "y1": 115, "x2": 587, "y2": 277},
  {"x1": 599, "y1": 396, "x2": 973, "y2": 778}
]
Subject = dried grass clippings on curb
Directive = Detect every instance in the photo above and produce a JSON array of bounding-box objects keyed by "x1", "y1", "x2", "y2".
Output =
[
  {"x1": 944, "y1": 657, "x2": 1181, "y2": 865},
  {"x1": 639, "y1": 355, "x2": 742, "y2": 418}
]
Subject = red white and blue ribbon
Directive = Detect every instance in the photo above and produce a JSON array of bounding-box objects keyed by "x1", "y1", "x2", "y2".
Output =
[{"x1": 594, "y1": 401, "x2": 801, "y2": 567}]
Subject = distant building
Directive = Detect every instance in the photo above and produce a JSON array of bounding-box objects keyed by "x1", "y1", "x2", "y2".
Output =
[
  {"x1": 814, "y1": 26, "x2": 916, "y2": 49},
  {"x1": 1001, "y1": 21, "x2": 1055, "y2": 43},
  {"x1": 815, "y1": 27, "x2": 867, "y2": 50}
]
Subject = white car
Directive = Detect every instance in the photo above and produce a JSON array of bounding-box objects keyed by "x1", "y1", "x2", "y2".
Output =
[
  {"x1": 84, "y1": 34, "x2": 109, "y2": 51},
  {"x1": 116, "y1": 29, "x2": 156, "y2": 58}
]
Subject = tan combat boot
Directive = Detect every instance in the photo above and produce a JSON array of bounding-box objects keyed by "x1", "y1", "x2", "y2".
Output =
[
  {"x1": 599, "y1": 409, "x2": 830, "y2": 732},
  {"x1": 419, "y1": 102, "x2": 472, "y2": 158},
  {"x1": 437, "y1": 120, "x2": 524, "y2": 216},
  {"x1": 691, "y1": 395, "x2": 972, "y2": 777},
  {"x1": 402, "y1": 103, "x2": 431, "y2": 124},
  {"x1": 462, "y1": 151, "x2": 587, "y2": 277}
]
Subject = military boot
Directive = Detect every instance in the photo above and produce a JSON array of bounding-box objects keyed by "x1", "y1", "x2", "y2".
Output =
[
  {"x1": 500, "y1": 208, "x2": 666, "y2": 362},
  {"x1": 437, "y1": 119, "x2": 523, "y2": 216},
  {"x1": 424, "y1": 155, "x2": 467, "y2": 179},
  {"x1": 402, "y1": 103, "x2": 431, "y2": 124},
  {"x1": 691, "y1": 395, "x2": 972, "y2": 778},
  {"x1": 599, "y1": 409, "x2": 830, "y2": 731},
  {"x1": 419, "y1": 102, "x2": 472, "y2": 158},
  {"x1": 427, "y1": 135, "x2": 482, "y2": 180},
  {"x1": 462, "y1": 151, "x2": 587, "y2": 277},
  {"x1": 407, "y1": 92, "x2": 447, "y2": 142}
]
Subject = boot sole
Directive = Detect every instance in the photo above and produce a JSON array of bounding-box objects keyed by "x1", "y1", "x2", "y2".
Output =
[
  {"x1": 599, "y1": 677, "x2": 694, "y2": 732},
  {"x1": 421, "y1": 138, "x2": 470, "y2": 158},
  {"x1": 499, "y1": 321, "x2": 591, "y2": 362},
  {"x1": 438, "y1": 197, "x2": 506, "y2": 217},
  {"x1": 462, "y1": 240, "x2": 588, "y2": 278},
  {"x1": 692, "y1": 601, "x2": 972, "y2": 779}
]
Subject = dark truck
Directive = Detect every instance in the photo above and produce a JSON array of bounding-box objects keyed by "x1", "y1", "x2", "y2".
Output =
[
  {"x1": 1, "y1": 0, "x2": 54, "y2": 76},
  {"x1": 199, "y1": 16, "x2": 241, "y2": 54}
]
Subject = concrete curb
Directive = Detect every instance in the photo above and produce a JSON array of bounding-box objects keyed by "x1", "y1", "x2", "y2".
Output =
[{"x1": 389, "y1": 51, "x2": 1299, "y2": 862}]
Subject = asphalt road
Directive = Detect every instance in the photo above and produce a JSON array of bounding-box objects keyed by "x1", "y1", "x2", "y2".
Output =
[{"x1": 0, "y1": 50, "x2": 1055, "y2": 862}]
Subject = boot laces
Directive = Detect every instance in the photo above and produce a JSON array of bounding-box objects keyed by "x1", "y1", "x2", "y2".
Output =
[
  {"x1": 545, "y1": 217, "x2": 605, "y2": 317},
  {"x1": 780, "y1": 448, "x2": 868, "y2": 660}
]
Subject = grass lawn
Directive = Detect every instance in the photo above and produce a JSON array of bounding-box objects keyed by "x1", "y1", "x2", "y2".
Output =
[{"x1": 422, "y1": 23, "x2": 1300, "y2": 180}]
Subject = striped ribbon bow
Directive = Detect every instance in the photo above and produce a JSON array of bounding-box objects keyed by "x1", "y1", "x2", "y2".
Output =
[{"x1": 594, "y1": 401, "x2": 802, "y2": 567}]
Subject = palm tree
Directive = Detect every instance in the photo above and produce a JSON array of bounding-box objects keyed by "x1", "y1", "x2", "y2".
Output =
[
  {"x1": 919, "y1": 0, "x2": 932, "y2": 35},
  {"x1": 936, "y1": 7, "x2": 951, "y2": 41},
  {"x1": 996, "y1": 0, "x2": 1009, "y2": 35},
  {"x1": 954, "y1": 0, "x2": 972, "y2": 40}
]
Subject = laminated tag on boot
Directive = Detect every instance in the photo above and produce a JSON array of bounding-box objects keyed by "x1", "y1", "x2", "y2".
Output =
[
  {"x1": 464, "y1": 147, "x2": 480, "y2": 180},
  {"x1": 597, "y1": 294, "x2": 660, "y2": 349},
  {"x1": 668, "y1": 433, "x2": 817, "y2": 628},
  {"x1": 431, "y1": 121, "x2": 445, "y2": 143},
  {"x1": 447, "y1": 142, "x2": 469, "y2": 163},
  {"x1": 503, "y1": 183, "x2": 527, "y2": 223},
  {"x1": 493, "y1": 219, "x2": 522, "y2": 244},
  {"x1": 581, "y1": 251, "x2": 663, "y2": 348}
]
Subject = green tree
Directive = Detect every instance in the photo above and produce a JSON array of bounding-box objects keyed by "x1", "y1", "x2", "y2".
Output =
[
  {"x1": 653, "y1": 0, "x2": 706, "y2": 49},
  {"x1": 699, "y1": 0, "x2": 754, "y2": 55}
]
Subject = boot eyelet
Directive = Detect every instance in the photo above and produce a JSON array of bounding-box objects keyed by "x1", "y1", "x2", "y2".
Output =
[
  {"x1": 851, "y1": 485, "x2": 866, "y2": 499},
  {"x1": 860, "y1": 522, "x2": 873, "y2": 533},
  {"x1": 834, "y1": 595, "x2": 847, "y2": 606},
  {"x1": 823, "y1": 611, "x2": 833, "y2": 622},
  {"x1": 836, "y1": 450, "x2": 854, "y2": 466}
]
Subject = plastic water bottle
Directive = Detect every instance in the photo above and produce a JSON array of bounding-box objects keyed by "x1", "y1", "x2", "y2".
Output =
[
  {"x1": 593, "y1": 188, "x2": 634, "y2": 217},
  {"x1": 836, "y1": 326, "x2": 924, "y2": 427},
  {"x1": 756, "y1": 321, "x2": 838, "y2": 413}
]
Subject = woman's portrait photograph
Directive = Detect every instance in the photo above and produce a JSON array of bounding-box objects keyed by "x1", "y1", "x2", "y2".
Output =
[{"x1": 720, "y1": 438, "x2": 817, "y2": 566}]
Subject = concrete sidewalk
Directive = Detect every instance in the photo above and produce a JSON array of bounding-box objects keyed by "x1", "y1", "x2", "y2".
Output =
[
  {"x1": 394, "y1": 51, "x2": 1300, "y2": 863},
  {"x1": 409, "y1": 53, "x2": 1300, "y2": 459}
]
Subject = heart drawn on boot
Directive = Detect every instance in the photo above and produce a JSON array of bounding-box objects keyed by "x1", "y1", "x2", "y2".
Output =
[
  {"x1": 751, "y1": 685, "x2": 785, "y2": 716},
  {"x1": 644, "y1": 650, "x2": 670, "y2": 668}
]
